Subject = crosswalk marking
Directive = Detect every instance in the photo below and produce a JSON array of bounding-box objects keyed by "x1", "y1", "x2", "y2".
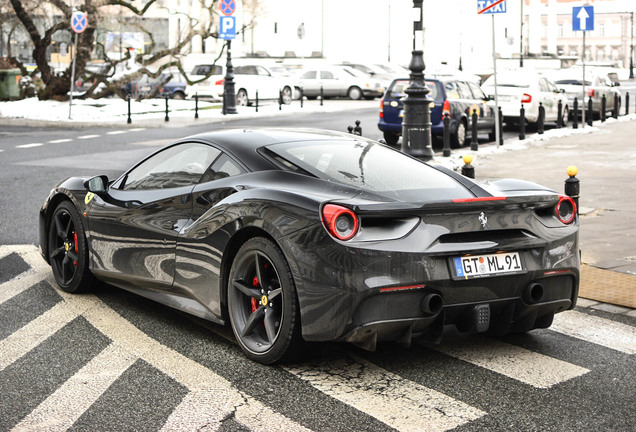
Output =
[
  {"x1": 434, "y1": 336, "x2": 590, "y2": 389},
  {"x1": 12, "y1": 344, "x2": 137, "y2": 432},
  {"x1": 285, "y1": 355, "x2": 486, "y2": 432},
  {"x1": 551, "y1": 310, "x2": 636, "y2": 354},
  {"x1": 48, "y1": 139, "x2": 72, "y2": 143},
  {"x1": 0, "y1": 246, "x2": 48, "y2": 305}
]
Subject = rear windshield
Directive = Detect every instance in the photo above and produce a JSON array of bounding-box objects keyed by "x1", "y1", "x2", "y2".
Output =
[
  {"x1": 483, "y1": 75, "x2": 530, "y2": 88},
  {"x1": 388, "y1": 79, "x2": 439, "y2": 100},
  {"x1": 555, "y1": 79, "x2": 591, "y2": 86},
  {"x1": 266, "y1": 139, "x2": 470, "y2": 202}
]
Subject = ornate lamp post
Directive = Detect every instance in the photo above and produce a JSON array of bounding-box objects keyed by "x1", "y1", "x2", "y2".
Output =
[
  {"x1": 223, "y1": 40, "x2": 237, "y2": 114},
  {"x1": 401, "y1": 0, "x2": 434, "y2": 161}
]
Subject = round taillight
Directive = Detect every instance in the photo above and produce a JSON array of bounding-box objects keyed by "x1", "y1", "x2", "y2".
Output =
[
  {"x1": 556, "y1": 196, "x2": 577, "y2": 224},
  {"x1": 321, "y1": 204, "x2": 359, "y2": 241}
]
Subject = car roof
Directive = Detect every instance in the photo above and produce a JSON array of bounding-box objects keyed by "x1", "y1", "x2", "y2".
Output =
[{"x1": 180, "y1": 128, "x2": 367, "y2": 171}]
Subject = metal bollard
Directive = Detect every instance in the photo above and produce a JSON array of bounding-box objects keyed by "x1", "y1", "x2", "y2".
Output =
[
  {"x1": 164, "y1": 95, "x2": 169, "y2": 122},
  {"x1": 442, "y1": 112, "x2": 451, "y2": 157},
  {"x1": 320, "y1": 86, "x2": 324, "y2": 106},
  {"x1": 470, "y1": 109, "x2": 478, "y2": 151},
  {"x1": 601, "y1": 94, "x2": 606, "y2": 122},
  {"x1": 255, "y1": 90, "x2": 259, "y2": 113},
  {"x1": 354, "y1": 120, "x2": 362, "y2": 136},
  {"x1": 300, "y1": 88, "x2": 304, "y2": 108},
  {"x1": 613, "y1": 94, "x2": 619, "y2": 119},
  {"x1": 626, "y1": 92, "x2": 630, "y2": 115},
  {"x1": 278, "y1": 89, "x2": 282, "y2": 111},
  {"x1": 347, "y1": 125, "x2": 354, "y2": 134},
  {"x1": 564, "y1": 165, "x2": 580, "y2": 214},
  {"x1": 537, "y1": 103, "x2": 545, "y2": 134},
  {"x1": 194, "y1": 93, "x2": 199, "y2": 119},
  {"x1": 127, "y1": 95, "x2": 132, "y2": 124},
  {"x1": 557, "y1": 99, "x2": 563, "y2": 128},
  {"x1": 222, "y1": 92, "x2": 226, "y2": 115},
  {"x1": 587, "y1": 97, "x2": 593, "y2": 126},
  {"x1": 498, "y1": 106, "x2": 503, "y2": 146},
  {"x1": 461, "y1": 154, "x2": 475, "y2": 179},
  {"x1": 519, "y1": 104, "x2": 526, "y2": 140},
  {"x1": 572, "y1": 97, "x2": 578, "y2": 129}
]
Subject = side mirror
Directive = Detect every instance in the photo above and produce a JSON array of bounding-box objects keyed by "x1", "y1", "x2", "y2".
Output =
[
  {"x1": 84, "y1": 175, "x2": 109, "y2": 195},
  {"x1": 560, "y1": 88, "x2": 566, "y2": 93},
  {"x1": 613, "y1": 82, "x2": 620, "y2": 87}
]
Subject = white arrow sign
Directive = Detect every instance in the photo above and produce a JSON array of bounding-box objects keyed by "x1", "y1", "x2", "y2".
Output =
[{"x1": 576, "y1": 7, "x2": 589, "y2": 31}]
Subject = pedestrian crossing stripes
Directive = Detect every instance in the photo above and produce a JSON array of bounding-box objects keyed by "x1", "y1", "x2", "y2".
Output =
[{"x1": 1, "y1": 245, "x2": 635, "y2": 431}]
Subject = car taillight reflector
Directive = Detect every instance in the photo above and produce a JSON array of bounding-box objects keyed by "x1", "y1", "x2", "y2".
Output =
[
  {"x1": 521, "y1": 93, "x2": 532, "y2": 103},
  {"x1": 215, "y1": 79, "x2": 225, "y2": 86},
  {"x1": 451, "y1": 196, "x2": 507, "y2": 203},
  {"x1": 321, "y1": 204, "x2": 359, "y2": 241},
  {"x1": 379, "y1": 284, "x2": 426, "y2": 293},
  {"x1": 586, "y1": 88, "x2": 595, "y2": 97},
  {"x1": 556, "y1": 196, "x2": 577, "y2": 224},
  {"x1": 379, "y1": 98, "x2": 384, "y2": 118},
  {"x1": 442, "y1": 99, "x2": 451, "y2": 116},
  {"x1": 75, "y1": 80, "x2": 82, "y2": 87}
]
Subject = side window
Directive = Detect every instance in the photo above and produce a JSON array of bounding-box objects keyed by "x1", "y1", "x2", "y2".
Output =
[
  {"x1": 122, "y1": 143, "x2": 221, "y2": 190},
  {"x1": 321, "y1": 71, "x2": 335, "y2": 79},
  {"x1": 444, "y1": 82, "x2": 461, "y2": 99},
  {"x1": 468, "y1": 82, "x2": 487, "y2": 100},
  {"x1": 301, "y1": 71, "x2": 317, "y2": 79},
  {"x1": 455, "y1": 81, "x2": 472, "y2": 99},
  {"x1": 200, "y1": 153, "x2": 246, "y2": 183},
  {"x1": 538, "y1": 78, "x2": 550, "y2": 92},
  {"x1": 255, "y1": 66, "x2": 271, "y2": 77}
]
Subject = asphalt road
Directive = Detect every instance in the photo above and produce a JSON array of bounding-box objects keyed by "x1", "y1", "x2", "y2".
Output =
[{"x1": 1, "y1": 104, "x2": 635, "y2": 431}]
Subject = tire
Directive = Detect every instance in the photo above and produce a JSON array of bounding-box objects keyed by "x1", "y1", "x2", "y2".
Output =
[
  {"x1": 347, "y1": 86, "x2": 363, "y2": 100},
  {"x1": 383, "y1": 131, "x2": 399, "y2": 146},
  {"x1": 236, "y1": 89, "x2": 249, "y2": 106},
  {"x1": 171, "y1": 91, "x2": 185, "y2": 100},
  {"x1": 48, "y1": 201, "x2": 95, "y2": 293},
  {"x1": 488, "y1": 127, "x2": 496, "y2": 142},
  {"x1": 227, "y1": 237, "x2": 301, "y2": 364},
  {"x1": 451, "y1": 120, "x2": 467, "y2": 148},
  {"x1": 281, "y1": 86, "x2": 293, "y2": 105}
]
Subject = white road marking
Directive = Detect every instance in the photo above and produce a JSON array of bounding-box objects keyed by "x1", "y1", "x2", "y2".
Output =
[
  {"x1": 434, "y1": 336, "x2": 590, "y2": 389},
  {"x1": 285, "y1": 355, "x2": 486, "y2": 432},
  {"x1": 77, "y1": 135, "x2": 100, "y2": 140},
  {"x1": 0, "y1": 245, "x2": 48, "y2": 305},
  {"x1": 106, "y1": 130, "x2": 126, "y2": 135},
  {"x1": 129, "y1": 128, "x2": 146, "y2": 132},
  {"x1": 12, "y1": 344, "x2": 137, "y2": 432},
  {"x1": 48, "y1": 139, "x2": 72, "y2": 143},
  {"x1": 551, "y1": 310, "x2": 636, "y2": 354},
  {"x1": 16, "y1": 143, "x2": 43, "y2": 148}
]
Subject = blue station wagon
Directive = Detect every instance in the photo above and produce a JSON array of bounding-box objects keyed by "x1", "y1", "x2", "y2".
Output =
[{"x1": 378, "y1": 77, "x2": 496, "y2": 147}]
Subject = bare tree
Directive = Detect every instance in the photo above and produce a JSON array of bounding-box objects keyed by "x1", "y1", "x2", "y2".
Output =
[{"x1": 6, "y1": 0, "x2": 225, "y2": 100}]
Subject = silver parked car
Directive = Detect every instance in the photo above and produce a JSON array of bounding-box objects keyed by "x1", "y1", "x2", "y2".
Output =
[
  {"x1": 551, "y1": 68, "x2": 621, "y2": 119},
  {"x1": 296, "y1": 66, "x2": 384, "y2": 100}
]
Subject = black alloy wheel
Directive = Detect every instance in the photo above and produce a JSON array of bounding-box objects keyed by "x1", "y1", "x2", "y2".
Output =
[
  {"x1": 48, "y1": 201, "x2": 94, "y2": 293},
  {"x1": 228, "y1": 237, "x2": 300, "y2": 364}
]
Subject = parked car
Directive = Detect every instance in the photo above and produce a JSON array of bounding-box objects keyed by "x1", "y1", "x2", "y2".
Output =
[
  {"x1": 338, "y1": 63, "x2": 395, "y2": 86},
  {"x1": 186, "y1": 63, "x2": 294, "y2": 106},
  {"x1": 39, "y1": 128, "x2": 579, "y2": 364},
  {"x1": 551, "y1": 68, "x2": 621, "y2": 118},
  {"x1": 481, "y1": 71, "x2": 569, "y2": 125},
  {"x1": 135, "y1": 70, "x2": 187, "y2": 99},
  {"x1": 296, "y1": 66, "x2": 384, "y2": 100},
  {"x1": 378, "y1": 77, "x2": 496, "y2": 147},
  {"x1": 74, "y1": 62, "x2": 113, "y2": 94}
]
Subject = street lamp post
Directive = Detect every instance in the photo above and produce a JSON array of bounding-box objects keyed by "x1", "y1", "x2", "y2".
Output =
[
  {"x1": 223, "y1": 40, "x2": 237, "y2": 114},
  {"x1": 401, "y1": 0, "x2": 434, "y2": 161},
  {"x1": 630, "y1": 12, "x2": 634, "y2": 79}
]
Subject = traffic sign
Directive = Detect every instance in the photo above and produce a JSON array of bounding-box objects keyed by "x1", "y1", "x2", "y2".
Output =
[
  {"x1": 572, "y1": 6, "x2": 594, "y2": 31},
  {"x1": 219, "y1": 0, "x2": 236, "y2": 16},
  {"x1": 71, "y1": 11, "x2": 88, "y2": 34},
  {"x1": 219, "y1": 16, "x2": 236, "y2": 40},
  {"x1": 477, "y1": 0, "x2": 506, "y2": 15}
]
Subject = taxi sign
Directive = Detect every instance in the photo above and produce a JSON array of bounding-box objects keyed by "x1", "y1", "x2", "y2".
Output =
[
  {"x1": 477, "y1": 0, "x2": 506, "y2": 14},
  {"x1": 71, "y1": 11, "x2": 88, "y2": 34}
]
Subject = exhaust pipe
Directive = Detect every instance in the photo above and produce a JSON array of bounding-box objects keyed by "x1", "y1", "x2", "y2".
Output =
[
  {"x1": 523, "y1": 283, "x2": 544, "y2": 304},
  {"x1": 421, "y1": 293, "x2": 443, "y2": 315}
]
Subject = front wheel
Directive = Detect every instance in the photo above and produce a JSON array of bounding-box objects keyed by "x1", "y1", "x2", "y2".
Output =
[
  {"x1": 236, "y1": 89, "x2": 249, "y2": 106},
  {"x1": 48, "y1": 201, "x2": 95, "y2": 293},
  {"x1": 281, "y1": 86, "x2": 293, "y2": 105},
  {"x1": 227, "y1": 237, "x2": 300, "y2": 364},
  {"x1": 347, "y1": 86, "x2": 363, "y2": 100}
]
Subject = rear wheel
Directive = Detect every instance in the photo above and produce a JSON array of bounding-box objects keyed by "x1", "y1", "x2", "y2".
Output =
[
  {"x1": 227, "y1": 237, "x2": 300, "y2": 364},
  {"x1": 172, "y1": 91, "x2": 185, "y2": 100},
  {"x1": 451, "y1": 119, "x2": 467, "y2": 148},
  {"x1": 236, "y1": 89, "x2": 249, "y2": 106},
  {"x1": 383, "y1": 131, "x2": 399, "y2": 146},
  {"x1": 347, "y1": 86, "x2": 363, "y2": 100},
  {"x1": 281, "y1": 86, "x2": 293, "y2": 104},
  {"x1": 48, "y1": 201, "x2": 94, "y2": 293}
]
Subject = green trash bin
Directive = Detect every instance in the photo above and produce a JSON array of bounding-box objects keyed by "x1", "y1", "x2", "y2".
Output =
[{"x1": 0, "y1": 68, "x2": 21, "y2": 99}]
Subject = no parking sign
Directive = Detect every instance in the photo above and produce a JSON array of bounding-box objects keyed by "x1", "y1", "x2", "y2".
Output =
[{"x1": 71, "y1": 11, "x2": 88, "y2": 34}]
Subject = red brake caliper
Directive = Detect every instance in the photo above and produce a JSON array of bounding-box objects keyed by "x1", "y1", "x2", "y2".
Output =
[
  {"x1": 251, "y1": 276, "x2": 259, "y2": 312},
  {"x1": 73, "y1": 231, "x2": 78, "y2": 268}
]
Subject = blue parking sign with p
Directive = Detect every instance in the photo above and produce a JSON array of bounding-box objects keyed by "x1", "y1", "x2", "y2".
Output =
[{"x1": 219, "y1": 16, "x2": 236, "y2": 40}]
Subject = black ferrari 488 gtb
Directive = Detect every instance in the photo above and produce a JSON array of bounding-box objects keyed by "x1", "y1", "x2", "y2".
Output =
[{"x1": 39, "y1": 128, "x2": 579, "y2": 363}]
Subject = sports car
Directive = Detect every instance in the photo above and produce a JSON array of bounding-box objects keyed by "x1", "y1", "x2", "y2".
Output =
[{"x1": 39, "y1": 128, "x2": 580, "y2": 364}]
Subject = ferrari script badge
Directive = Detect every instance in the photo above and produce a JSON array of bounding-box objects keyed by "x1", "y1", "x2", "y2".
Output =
[{"x1": 479, "y1": 212, "x2": 487, "y2": 228}]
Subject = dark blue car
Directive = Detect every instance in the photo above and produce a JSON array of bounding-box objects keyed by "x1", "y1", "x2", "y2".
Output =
[{"x1": 378, "y1": 77, "x2": 496, "y2": 147}]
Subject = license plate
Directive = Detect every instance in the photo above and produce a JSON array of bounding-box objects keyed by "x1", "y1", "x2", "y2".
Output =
[{"x1": 452, "y1": 252, "x2": 524, "y2": 279}]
